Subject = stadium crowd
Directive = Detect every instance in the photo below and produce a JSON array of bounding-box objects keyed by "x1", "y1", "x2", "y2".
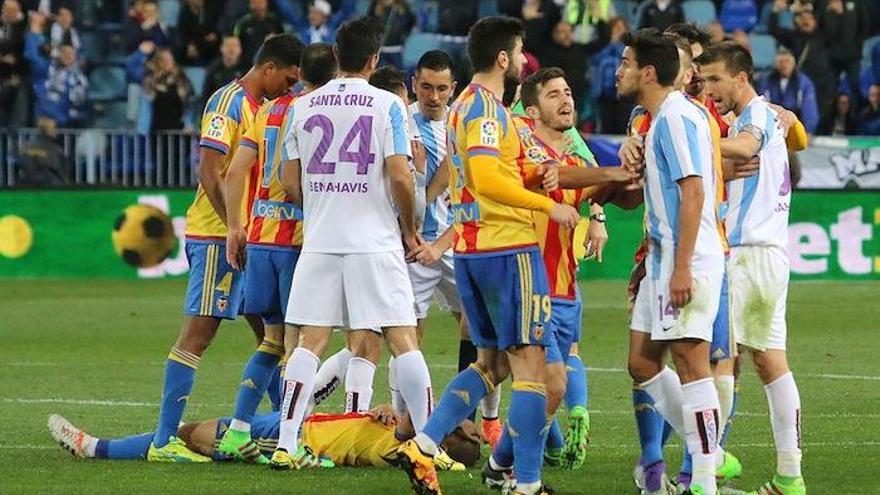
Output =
[{"x1": 1, "y1": 0, "x2": 879, "y2": 137}]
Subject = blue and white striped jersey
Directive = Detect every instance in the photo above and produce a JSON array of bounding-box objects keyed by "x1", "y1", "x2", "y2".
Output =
[{"x1": 409, "y1": 102, "x2": 451, "y2": 243}]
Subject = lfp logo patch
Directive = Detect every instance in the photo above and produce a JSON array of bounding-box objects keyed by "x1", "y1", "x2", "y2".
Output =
[
  {"x1": 207, "y1": 115, "x2": 227, "y2": 139},
  {"x1": 480, "y1": 119, "x2": 499, "y2": 147}
]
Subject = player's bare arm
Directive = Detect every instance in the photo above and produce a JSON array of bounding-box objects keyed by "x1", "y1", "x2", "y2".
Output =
[
  {"x1": 425, "y1": 154, "x2": 450, "y2": 204},
  {"x1": 585, "y1": 202, "x2": 608, "y2": 262},
  {"x1": 223, "y1": 145, "x2": 258, "y2": 270},
  {"x1": 557, "y1": 164, "x2": 636, "y2": 189},
  {"x1": 198, "y1": 147, "x2": 229, "y2": 226},
  {"x1": 386, "y1": 154, "x2": 421, "y2": 251},
  {"x1": 720, "y1": 128, "x2": 761, "y2": 161},
  {"x1": 722, "y1": 156, "x2": 760, "y2": 181},
  {"x1": 408, "y1": 225, "x2": 454, "y2": 266},
  {"x1": 670, "y1": 175, "x2": 704, "y2": 308},
  {"x1": 279, "y1": 158, "x2": 303, "y2": 208},
  {"x1": 618, "y1": 135, "x2": 645, "y2": 173}
]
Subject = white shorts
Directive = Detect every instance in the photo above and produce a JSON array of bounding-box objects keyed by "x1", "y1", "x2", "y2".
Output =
[
  {"x1": 286, "y1": 251, "x2": 417, "y2": 331},
  {"x1": 729, "y1": 245, "x2": 789, "y2": 351},
  {"x1": 649, "y1": 273, "x2": 723, "y2": 342},
  {"x1": 408, "y1": 252, "x2": 462, "y2": 319},
  {"x1": 630, "y1": 277, "x2": 652, "y2": 333}
]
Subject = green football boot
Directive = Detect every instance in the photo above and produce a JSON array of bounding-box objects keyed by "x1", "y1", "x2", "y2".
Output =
[
  {"x1": 562, "y1": 406, "x2": 590, "y2": 469},
  {"x1": 217, "y1": 428, "x2": 269, "y2": 465},
  {"x1": 748, "y1": 475, "x2": 806, "y2": 495},
  {"x1": 716, "y1": 451, "x2": 743, "y2": 484},
  {"x1": 147, "y1": 436, "x2": 211, "y2": 463}
]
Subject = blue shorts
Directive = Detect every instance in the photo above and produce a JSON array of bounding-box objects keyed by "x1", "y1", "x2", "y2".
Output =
[
  {"x1": 216, "y1": 412, "x2": 280, "y2": 458},
  {"x1": 711, "y1": 273, "x2": 734, "y2": 361},
  {"x1": 242, "y1": 245, "x2": 300, "y2": 324},
  {"x1": 454, "y1": 247, "x2": 552, "y2": 351},
  {"x1": 546, "y1": 298, "x2": 582, "y2": 364},
  {"x1": 184, "y1": 240, "x2": 244, "y2": 319}
]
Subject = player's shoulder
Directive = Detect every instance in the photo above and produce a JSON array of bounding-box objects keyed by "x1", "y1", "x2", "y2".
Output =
[
  {"x1": 204, "y1": 81, "x2": 246, "y2": 120},
  {"x1": 463, "y1": 84, "x2": 507, "y2": 123}
]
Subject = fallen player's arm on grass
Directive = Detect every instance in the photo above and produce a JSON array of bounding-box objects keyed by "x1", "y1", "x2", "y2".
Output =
[
  {"x1": 426, "y1": 154, "x2": 450, "y2": 204},
  {"x1": 470, "y1": 154, "x2": 556, "y2": 214},
  {"x1": 198, "y1": 147, "x2": 229, "y2": 225},
  {"x1": 280, "y1": 159, "x2": 303, "y2": 208},
  {"x1": 224, "y1": 143, "x2": 258, "y2": 232}
]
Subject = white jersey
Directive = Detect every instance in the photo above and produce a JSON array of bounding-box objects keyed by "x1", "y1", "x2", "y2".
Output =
[
  {"x1": 726, "y1": 96, "x2": 791, "y2": 251},
  {"x1": 643, "y1": 91, "x2": 725, "y2": 279},
  {"x1": 409, "y1": 102, "x2": 451, "y2": 243},
  {"x1": 284, "y1": 77, "x2": 412, "y2": 253}
]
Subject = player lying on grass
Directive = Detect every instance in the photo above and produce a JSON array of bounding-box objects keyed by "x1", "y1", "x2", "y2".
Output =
[{"x1": 48, "y1": 404, "x2": 480, "y2": 470}]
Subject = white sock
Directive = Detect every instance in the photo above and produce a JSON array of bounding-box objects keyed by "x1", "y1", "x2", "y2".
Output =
[
  {"x1": 84, "y1": 435, "x2": 98, "y2": 457},
  {"x1": 278, "y1": 347, "x2": 319, "y2": 453},
  {"x1": 394, "y1": 350, "x2": 433, "y2": 431},
  {"x1": 388, "y1": 356, "x2": 407, "y2": 415},
  {"x1": 345, "y1": 357, "x2": 376, "y2": 413},
  {"x1": 310, "y1": 347, "x2": 351, "y2": 412},
  {"x1": 766, "y1": 372, "x2": 802, "y2": 477},
  {"x1": 682, "y1": 377, "x2": 721, "y2": 495},
  {"x1": 480, "y1": 382, "x2": 502, "y2": 419},
  {"x1": 640, "y1": 366, "x2": 686, "y2": 434},
  {"x1": 229, "y1": 419, "x2": 251, "y2": 433},
  {"x1": 714, "y1": 374, "x2": 735, "y2": 438},
  {"x1": 414, "y1": 432, "x2": 438, "y2": 456}
]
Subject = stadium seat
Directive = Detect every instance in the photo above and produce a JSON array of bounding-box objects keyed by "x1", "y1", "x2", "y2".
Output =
[
  {"x1": 611, "y1": 0, "x2": 637, "y2": 24},
  {"x1": 863, "y1": 35, "x2": 880, "y2": 69},
  {"x1": 418, "y1": 1, "x2": 439, "y2": 33},
  {"x1": 159, "y1": 0, "x2": 180, "y2": 28},
  {"x1": 478, "y1": 0, "x2": 499, "y2": 18},
  {"x1": 78, "y1": 30, "x2": 104, "y2": 64},
  {"x1": 402, "y1": 33, "x2": 441, "y2": 70},
  {"x1": 88, "y1": 66, "x2": 127, "y2": 101},
  {"x1": 183, "y1": 67, "x2": 207, "y2": 99},
  {"x1": 754, "y1": 1, "x2": 793, "y2": 33},
  {"x1": 719, "y1": 0, "x2": 757, "y2": 33},
  {"x1": 749, "y1": 33, "x2": 777, "y2": 70},
  {"x1": 92, "y1": 101, "x2": 130, "y2": 128},
  {"x1": 682, "y1": 0, "x2": 717, "y2": 26},
  {"x1": 355, "y1": 0, "x2": 371, "y2": 16}
]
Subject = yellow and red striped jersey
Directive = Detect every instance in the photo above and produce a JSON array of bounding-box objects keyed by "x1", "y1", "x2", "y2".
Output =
[
  {"x1": 514, "y1": 116, "x2": 595, "y2": 300},
  {"x1": 447, "y1": 83, "x2": 539, "y2": 254},
  {"x1": 186, "y1": 81, "x2": 261, "y2": 239},
  {"x1": 241, "y1": 94, "x2": 304, "y2": 248}
]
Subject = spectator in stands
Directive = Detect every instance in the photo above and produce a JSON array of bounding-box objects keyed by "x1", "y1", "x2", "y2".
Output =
[
  {"x1": 234, "y1": 0, "x2": 284, "y2": 64},
  {"x1": 534, "y1": 21, "x2": 595, "y2": 120},
  {"x1": 202, "y1": 35, "x2": 244, "y2": 111},
  {"x1": 437, "y1": 0, "x2": 477, "y2": 37},
  {"x1": 125, "y1": 39, "x2": 154, "y2": 85},
  {"x1": 768, "y1": 1, "x2": 832, "y2": 114},
  {"x1": 822, "y1": 0, "x2": 872, "y2": 109},
  {"x1": 635, "y1": 0, "x2": 683, "y2": 32},
  {"x1": 24, "y1": 12, "x2": 87, "y2": 127},
  {"x1": 179, "y1": 0, "x2": 221, "y2": 66},
  {"x1": 368, "y1": 0, "x2": 414, "y2": 67},
  {"x1": 15, "y1": 116, "x2": 70, "y2": 186},
  {"x1": 719, "y1": 0, "x2": 757, "y2": 33},
  {"x1": 857, "y1": 84, "x2": 880, "y2": 135},
  {"x1": 143, "y1": 47, "x2": 193, "y2": 131},
  {"x1": 560, "y1": 0, "x2": 616, "y2": 45},
  {"x1": 817, "y1": 93, "x2": 857, "y2": 136},
  {"x1": 0, "y1": 0, "x2": 28, "y2": 127},
  {"x1": 522, "y1": 0, "x2": 563, "y2": 57},
  {"x1": 20, "y1": 0, "x2": 77, "y2": 15},
  {"x1": 707, "y1": 19, "x2": 727, "y2": 44},
  {"x1": 49, "y1": 7, "x2": 79, "y2": 57},
  {"x1": 124, "y1": 0, "x2": 171, "y2": 53},
  {"x1": 284, "y1": 0, "x2": 354, "y2": 45},
  {"x1": 591, "y1": 16, "x2": 632, "y2": 133},
  {"x1": 759, "y1": 47, "x2": 819, "y2": 134}
]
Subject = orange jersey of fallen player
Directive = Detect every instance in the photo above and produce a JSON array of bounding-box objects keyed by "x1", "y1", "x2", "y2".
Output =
[{"x1": 240, "y1": 93, "x2": 304, "y2": 248}]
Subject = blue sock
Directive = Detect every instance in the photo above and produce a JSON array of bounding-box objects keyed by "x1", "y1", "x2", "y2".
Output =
[
  {"x1": 509, "y1": 381, "x2": 548, "y2": 486},
  {"x1": 633, "y1": 386, "x2": 665, "y2": 466},
  {"x1": 267, "y1": 364, "x2": 281, "y2": 412},
  {"x1": 546, "y1": 417, "x2": 564, "y2": 449},
  {"x1": 95, "y1": 433, "x2": 154, "y2": 459},
  {"x1": 564, "y1": 354, "x2": 588, "y2": 410},
  {"x1": 721, "y1": 382, "x2": 740, "y2": 446},
  {"x1": 493, "y1": 425, "x2": 514, "y2": 467},
  {"x1": 457, "y1": 340, "x2": 479, "y2": 422},
  {"x1": 422, "y1": 364, "x2": 490, "y2": 446},
  {"x1": 232, "y1": 338, "x2": 284, "y2": 426},
  {"x1": 153, "y1": 347, "x2": 200, "y2": 447}
]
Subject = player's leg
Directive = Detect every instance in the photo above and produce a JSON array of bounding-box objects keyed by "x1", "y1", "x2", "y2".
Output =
[
  {"x1": 732, "y1": 247, "x2": 804, "y2": 494},
  {"x1": 555, "y1": 298, "x2": 589, "y2": 470},
  {"x1": 271, "y1": 252, "x2": 343, "y2": 470},
  {"x1": 345, "y1": 330, "x2": 382, "y2": 413},
  {"x1": 310, "y1": 345, "x2": 353, "y2": 412}
]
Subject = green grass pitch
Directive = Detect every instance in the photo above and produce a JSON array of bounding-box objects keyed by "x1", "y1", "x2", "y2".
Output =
[{"x1": 1, "y1": 279, "x2": 878, "y2": 494}]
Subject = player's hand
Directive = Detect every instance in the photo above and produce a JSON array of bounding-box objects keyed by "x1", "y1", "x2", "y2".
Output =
[
  {"x1": 403, "y1": 233, "x2": 425, "y2": 259},
  {"x1": 541, "y1": 162, "x2": 560, "y2": 191},
  {"x1": 606, "y1": 165, "x2": 640, "y2": 183},
  {"x1": 368, "y1": 405, "x2": 399, "y2": 426},
  {"x1": 619, "y1": 136, "x2": 644, "y2": 173},
  {"x1": 623, "y1": 177, "x2": 644, "y2": 191},
  {"x1": 669, "y1": 266, "x2": 693, "y2": 308},
  {"x1": 723, "y1": 156, "x2": 760, "y2": 180},
  {"x1": 549, "y1": 203, "x2": 580, "y2": 229},
  {"x1": 411, "y1": 140, "x2": 427, "y2": 174},
  {"x1": 769, "y1": 104, "x2": 797, "y2": 137},
  {"x1": 585, "y1": 220, "x2": 608, "y2": 263},
  {"x1": 226, "y1": 227, "x2": 247, "y2": 271},
  {"x1": 408, "y1": 242, "x2": 444, "y2": 266}
]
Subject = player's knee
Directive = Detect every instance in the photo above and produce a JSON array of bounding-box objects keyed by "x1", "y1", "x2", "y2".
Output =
[
  {"x1": 628, "y1": 353, "x2": 661, "y2": 383},
  {"x1": 176, "y1": 318, "x2": 220, "y2": 355},
  {"x1": 546, "y1": 367, "x2": 567, "y2": 405},
  {"x1": 750, "y1": 349, "x2": 790, "y2": 384}
]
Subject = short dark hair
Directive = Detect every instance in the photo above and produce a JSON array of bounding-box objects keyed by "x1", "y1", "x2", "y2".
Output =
[
  {"x1": 467, "y1": 16, "x2": 525, "y2": 74},
  {"x1": 253, "y1": 33, "x2": 306, "y2": 68},
  {"x1": 621, "y1": 28, "x2": 679, "y2": 87},
  {"x1": 694, "y1": 41, "x2": 754, "y2": 79},
  {"x1": 521, "y1": 67, "x2": 566, "y2": 109},
  {"x1": 369, "y1": 65, "x2": 407, "y2": 95},
  {"x1": 664, "y1": 32, "x2": 693, "y2": 67},
  {"x1": 664, "y1": 23, "x2": 710, "y2": 49},
  {"x1": 300, "y1": 43, "x2": 337, "y2": 87},
  {"x1": 336, "y1": 16, "x2": 384, "y2": 73},
  {"x1": 416, "y1": 49, "x2": 455, "y2": 75}
]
